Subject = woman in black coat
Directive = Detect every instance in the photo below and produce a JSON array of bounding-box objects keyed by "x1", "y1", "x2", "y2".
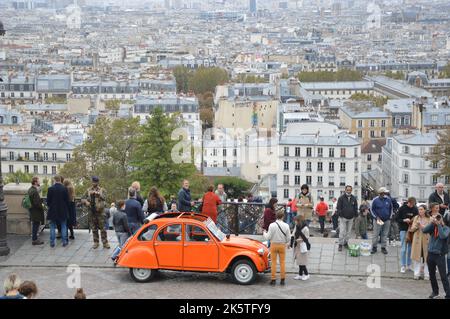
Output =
[{"x1": 63, "y1": 179, "x2": 77, "y2": 240}]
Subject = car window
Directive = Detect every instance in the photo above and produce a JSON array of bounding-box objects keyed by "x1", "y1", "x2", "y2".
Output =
[
  {"x1": 157, "y1": 224, "x2": 182, "y2": 242},
  {"x1": 138, "y1": 224, "x2": 157, "y2": 241},
  {"x1": 186, "y1": 224, "x2": 211, "y2": 242}
]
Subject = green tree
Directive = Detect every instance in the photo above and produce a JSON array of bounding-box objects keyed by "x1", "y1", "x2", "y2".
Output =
[
  {"x1": 236, "y1": 74, "x2": 268, "y2": 83},
  {"x1": 4, "y1": 170, "x2": 33, "y2": 184},
  {"x1": 173, "y1": 65, "x2": 193, "y2": 93},
  {"x1": 44, "y1": 96, "x2": 67, "y2": 104},
  {"x1": 426, "y1": 128, "x2": 450, "y2": 178},
  {"x1": 213, "y1": 177, "x2": 253, "y2": 199},
  {"x1": 59, "y1": 117, "x2": 141, "y2": 202},
  {"x1": 105, "y1": 99, "x2": 121, "y2": 112},
  {"x1": 350, "y1": 93, "x2": 388, "y2": 107},
  {"x1": 188, "y1": 67, "x2": 229, "y2": 94},
  {"x1": 439, "y1": 62, "x2": 450, "y2": 78},
  {"x1": 132, "y1": 107, "x2": 196, "y2": 196},
  {"x1": 384, "y1": 71, "x2": 405, "y2": 80}
]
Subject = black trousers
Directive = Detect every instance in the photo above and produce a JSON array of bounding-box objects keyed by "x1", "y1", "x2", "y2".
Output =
[
  {"x1": 299, "y1": 265, "x2": 308, "y2": 276},
  {"x1": 427, "y1": 253, "x2": 450, "y2": 298},
  {"x1": 319, "y1": 216, "x2": 326, "y2": 233}
]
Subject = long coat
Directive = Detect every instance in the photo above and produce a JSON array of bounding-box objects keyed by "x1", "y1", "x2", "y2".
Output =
[
  {"x1": 292, "y1": 224, "x2": 309, "y2": 266},
  {"x1": 46, "y1": 183, "x2": 70, "y2": 223},
  {"x1": 28, "y1": 186, "x2": 44, "y2": 224},
  {"x1": 296, "y1": 193, "x2": 314, "y2": 220},
  {"x1": 410, "y1": 215, "x2": 431, "y2": 262}
]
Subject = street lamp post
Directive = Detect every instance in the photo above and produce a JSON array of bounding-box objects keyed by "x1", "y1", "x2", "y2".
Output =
[{"x1": 0, "y1": 21, "x2": 9, "y2": 256}]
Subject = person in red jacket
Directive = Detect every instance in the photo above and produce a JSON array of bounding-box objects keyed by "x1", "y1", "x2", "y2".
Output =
[
  {"x1": 315, "y1": 196, "x2": 329, "y2": 234},
  {"x1": 263, "y1": 198, "x2": 278, "y2": 231},
  {"x1": 201, "y1": 185, "x2": 222, "y2": 223}
]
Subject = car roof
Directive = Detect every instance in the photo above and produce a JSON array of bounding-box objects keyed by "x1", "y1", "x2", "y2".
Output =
[{"x1": 152, "y1": 212, "x2": 210, "y2": 224}]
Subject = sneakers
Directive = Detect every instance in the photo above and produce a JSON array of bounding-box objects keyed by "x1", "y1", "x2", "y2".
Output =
[
  {"x1": 381, "y1": 247, "x2": 388, "y2": 255},
  {"x1": 413, "y1": 275, "x2": 420, "y2": 280},
  {"x1": 400, "y1": 266, "x2": 406, "y2": 273},
  {"x1": 294, "y1": 275, "x2": 302, "y2": 280},
  {"x1": 429, "y1": 292, "x2": 439, "y2": 299},
  {"x1": 92, "y1": 242, "x2": 99, "y2": 249},
  {"x1": 32, "y1": 240, "x2": 44, "y2": 246},
  {"x1": 301, "y1": 275, "x2": 310, "y2": 281},
  {"x1": 338, "y1": 245, "x2": 343, "y2": 252},
  {"x1": 407, "y1": 265, "x2": 413, "y2": 272},
  {"x1": 280, "y1": 279, "x2": 285, "y2": 286},
  {"x1": 371, "y1": 247, "x2": 377, "y2": 254},
  {"x1": 424, "y1": 276, "x2": 430, "y2": 281}
]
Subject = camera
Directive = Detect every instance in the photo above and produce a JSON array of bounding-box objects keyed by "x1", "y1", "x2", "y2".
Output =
[{"x1": 436, "y1": 215, "x2": 442, "y2": 221}]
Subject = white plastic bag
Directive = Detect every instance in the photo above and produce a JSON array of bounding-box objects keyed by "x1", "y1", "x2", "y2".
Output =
[{"x1": 300, "y1": 242, "x2": 308, "y2": 253}]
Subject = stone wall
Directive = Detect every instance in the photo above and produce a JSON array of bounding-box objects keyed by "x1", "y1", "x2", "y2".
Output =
[{"x1": 4, "y1": 183, "x2": 30, "y2": 235}]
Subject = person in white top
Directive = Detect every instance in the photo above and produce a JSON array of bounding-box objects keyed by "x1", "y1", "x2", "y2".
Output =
[{"x1": 263, "y1": 210, "x2": 291, "y2": 286}]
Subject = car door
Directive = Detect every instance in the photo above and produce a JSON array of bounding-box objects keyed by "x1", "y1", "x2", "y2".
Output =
[
  {"x1": 183, "y1": 223, "x2": 219, "y2": 270},
  {"x1": 154, "y1": 223, "x2": 183, "y2": 269}
]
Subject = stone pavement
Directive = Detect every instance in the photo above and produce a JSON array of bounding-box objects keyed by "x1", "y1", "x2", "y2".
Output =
[{"x1": 0, "y1": 229, "x2": 412, "y2": 279}]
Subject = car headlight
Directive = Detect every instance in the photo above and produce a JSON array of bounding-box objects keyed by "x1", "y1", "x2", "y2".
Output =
[{"x1": 257, "y1": 248, "x2": 264, "y2": 256}]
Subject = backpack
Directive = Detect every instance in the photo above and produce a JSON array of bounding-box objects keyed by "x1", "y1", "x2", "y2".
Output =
[{"x1": 22, "y1": 194, "x2": 32, "y2": 210}]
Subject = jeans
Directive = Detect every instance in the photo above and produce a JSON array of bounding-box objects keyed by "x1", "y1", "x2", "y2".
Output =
[
  {"x1": 427, "y1": 253, "x2": 450, "y2": 298},
  {"x1": 216, "y1": 211, "x2": 229, "y2": 234},
  {"x1": 332, "y1": 214, "x2": 339, "y2": 230},
  {"x1": 372, "y1": 219, "x2": 391, "y2": 249},
  {"x1": 447, "y1": 256, "x2": 450, "y2": 277},
  {"x1": 360, "y1": 233, "x2": 368, "y2": 240},
  {"x1": 32, "y1": 221, "x2": 40, "y2": 241},
  {"x1": 50, "y1": 220, "x2": 67, "y2": 246},
  {"x1": 129, "y1": 223, "x2": 142, "y2": 235},
  {"x1": 318, "y1": 216, "x2": 326, "y2": 233},
  {"x1": 286, "y1": 212, "x2": 297, "y2": 227},
  {"x1": 338, "y1": 217, "x2": 353, "y2": 246},
  {"x1": 116, "y1": 232, "x2": 129, "y2": 247},
  {"x1": 270, "y1": 243, "x2": 286, "y2": 280},
  {"x1": 399, "y1": 230, "x2": 412, "y2": 267},
  {"x1": 305, "y1": 219, "x2": 311, "y2": 227}
]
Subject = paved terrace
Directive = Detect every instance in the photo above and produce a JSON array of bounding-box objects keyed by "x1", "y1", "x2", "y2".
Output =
[{"x1": 0, "y1": 230, "x2": 409, "y2": 279}]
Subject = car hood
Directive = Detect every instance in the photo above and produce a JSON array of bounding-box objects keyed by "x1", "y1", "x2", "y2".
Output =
[{"x1": 221, "y1": 236, "x2": 265, "y2": 250}]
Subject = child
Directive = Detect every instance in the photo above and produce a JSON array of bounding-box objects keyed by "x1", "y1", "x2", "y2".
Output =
[
  {"x1": 18, "y1": 281, "x2": 38, "y2": 299},
  {"x1": 355, "y1": 206, "x2": 368, "y2": 240},
  {"x1": 291, "y1": 215, "x2": 311, "y2": 281},
  {"x1": 168, "y1": 202, "x2": 180, "y2": 213},
  {"x1": 111, "y1": 200, "x2": 131, "y2": 261}
]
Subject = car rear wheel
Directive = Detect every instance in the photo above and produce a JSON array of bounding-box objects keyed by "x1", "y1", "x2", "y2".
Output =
[
  {"x1": 129, "y1": 268, "x2": 156, "y2": 283},
  {"x1": 231, "y1": 259, "x2": 256, "y2": 285}
]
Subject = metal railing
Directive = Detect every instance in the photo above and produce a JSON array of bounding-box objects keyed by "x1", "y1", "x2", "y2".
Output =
[{"x1": 42, "y1": 198, "x2": 91, "y2": 229}]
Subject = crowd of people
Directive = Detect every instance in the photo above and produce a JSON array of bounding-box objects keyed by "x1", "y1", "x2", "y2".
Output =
[{"x1": 17, "y1": 174, "x2": 450, "y2": 298}]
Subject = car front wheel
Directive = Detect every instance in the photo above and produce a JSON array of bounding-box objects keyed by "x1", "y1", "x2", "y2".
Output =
[
  {"x1": 231, "y1": 259, "x2": 257, "y2": 285},
  {"x1": 129, "y1": 268, "x2": 156, "y2": 283}
]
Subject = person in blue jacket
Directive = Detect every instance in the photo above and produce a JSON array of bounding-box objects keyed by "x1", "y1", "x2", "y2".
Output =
[
  {"x1": 178, "y1": 179, "x2": 194, "y2": 212},
  {"x1": 371, "y1": 187, "x2": 392, "y2": 255},
  {"x1": 422, "y1": 206, "x2": 450, "y2": 299}
]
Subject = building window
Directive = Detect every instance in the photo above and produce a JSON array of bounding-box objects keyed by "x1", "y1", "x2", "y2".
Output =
[
  {"x1": 405, "y1": 188, "x2": 409, "y2": 198},
  {"x1": 317, "y1": 148, "x2": 323, "y2": 157},
  {"x1": 370, "y1": 131, "x2": 375, "y2": 138},
  {"x1": 295, "y1": 147, "x2": 300, "y2": 157},
  {"x1": 403, "y1": 146, "x2": 409, "y2": 154},
  {"x1": 33, "y1": 165, "x2": 38, "y2": 174},
  {"x1": 329, "y1": 162, "x2": 335, "y2": 172},
  {"x1": 43, "y1": 166, "x2": 48, "y2": 175},
  {"x1": 340, "y1": 148, "x2": 346, "y2": 158},
  {"x1": 25, "y1": 152, "x2": 30, "y2": 160},
  {"x1": 34, "y1": 152, "x2": 39, "y2": 161},
  {"x1": 233, "y1": 148, "x2": 237, "y2": 156},
  {"x1": 317, "y1": 162, "x2": 323, "y2": 172},
  {"x1": 370, "y1": 120, "x2": 375, "y2": 127},
  {"x1": 295, "y1": 161, "x2": 300, "y2": 171},
  {"x1": 420, "y1": 189, "x2": 425, "y2": 200},
  {"x1": 223, "y1": 160, "x2": 227, "y2": 167},
  {"x1": 381, "y1": 120, "x2": 386, "y2": 127},
  {"x1": 9, "y1": 152, "x2": 14, "y2": 160},
  {"x1": 381, "y1": 130, "x2": 385, "y2": 138},
  {"x1": 340, "y1": 177, "x2": 346, "y2": 186},
  {"x1": 284, "y1": 147, "x2": 289, "y2": 157},
  {"x1": 358, "y1": 120, "x2": 363, "y2": 128},
  {"x1": 354, "y1": 148, "x2": 358, "y2": 158},
  {"x1": 306, "y1": 176, "x2": 312, "y2": 185},
  {"x1": 317, "y1": 176, "x2": 323, "y2": 185},
  {"x1": 355, "y1": 176, "x2": 358, "y2": 186},
  {"x1": 340, "y1": 162, "x2": 346, "y2": 172},
  {"x1": 66, "y1": 154, "x2": 71, "y2": 161},
  {"x1": 306, "y1": 147, "x2": 312, "y2": 157},
  {"x1": 329, "y1": 148, "x2": 334, "y2": 158},
  {"x1": 52, "y1": 153, "x2": 57, "y2": 161},
  {"x1": 358, "y1": 131, "x2": 362, "y2": 138},
  {"x1": 223, "y1": 149, "x2": 227, "y2": 157},
  {"x1": 445, "y1": 176, "x2": 450, "y2": 185},
  {"x1": 355, "y1": 162, "x2": 358, "y2": 172},
  {"x1": 306, "y1": 162, "x2": 312, "y2": 172},
  {"x1": 403, "y1": 173, "x2": 409, "y2": 184},
  {"x1": 283, "y1": 189, "x2": 289, "y2": 199},
  {"x1": 9, "y1": 165, "x2": 13, "y2": 173},
  {"x1": 329, "y1": 176, "x2": 335, "y2": 186},
  {"x1": 24, "y1": 165, "x2": 29, "y2": 173},
  {"x1": 295, "y1": 176, "x2": 300, "y2": 185},
  {"x1": 329, "y1": 190, "x2": 334, "y2": 200},
  {"x1": 432, "y1": 176, "x2": 438, "y2": 184},
  {"x1": 283, "y1": 175, "x2": 289, "y2": 185},
  {"x1": 52, "y1": 166, "x2": 57, "y2": 175},
  {"x1": 368, "y1": 164, "x2": 372, "y2": 170},
  {"x1": 283, "y1": 161, "x2": 289, "y2": 171},
  {"x1": 44, "y1": 153, "x2": 48, "y2": 161},
  {"x1": 431, "y1": 115, "x2": 438, "y2": 122},
  {"x1": 367, "y1": 154, "x2": 372, "y2": 161},
  {"x1": 403, "y1": 159, "x2": 409, "y2": 168}
]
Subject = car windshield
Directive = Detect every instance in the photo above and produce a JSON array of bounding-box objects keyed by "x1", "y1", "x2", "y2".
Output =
[{"x1": 204, "y1": 218, "x2": 226, "y2": 242}]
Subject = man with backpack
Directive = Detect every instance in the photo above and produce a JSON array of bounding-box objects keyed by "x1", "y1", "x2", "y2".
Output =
[{"x1": 25, "y1": 176, "x2": 45, "y2": 246}]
